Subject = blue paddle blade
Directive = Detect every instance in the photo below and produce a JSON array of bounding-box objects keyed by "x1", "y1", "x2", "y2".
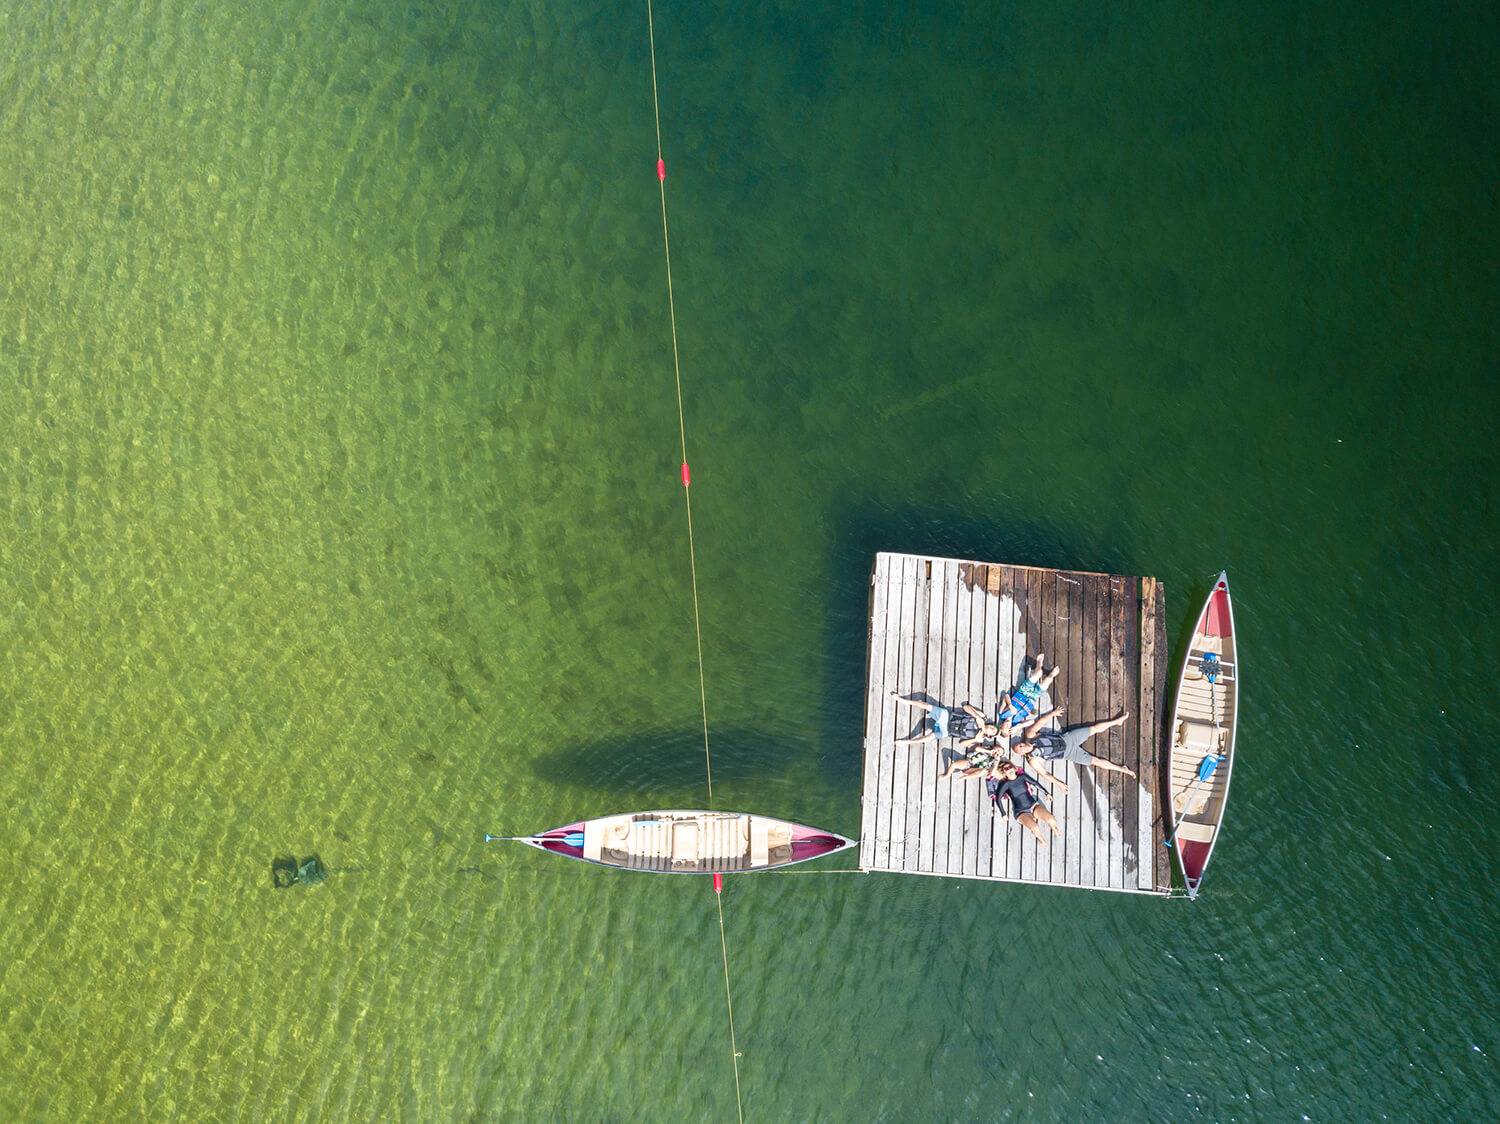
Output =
[
  {"x1": 546, "y1": 832, "x2": 585, "y2": 848},
  {"x1": 1196, "y1": 754, "x2": 1222, "y2": 782}
]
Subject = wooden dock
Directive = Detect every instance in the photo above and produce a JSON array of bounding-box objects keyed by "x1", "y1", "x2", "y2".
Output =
[{"x1": 858, "y1": 552, "x2": 1171, "y2": 895}]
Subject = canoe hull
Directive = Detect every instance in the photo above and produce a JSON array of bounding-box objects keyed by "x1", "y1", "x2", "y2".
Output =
[{"x1": 1167, "y1": 573, "x2": 1238, "y2": 899}]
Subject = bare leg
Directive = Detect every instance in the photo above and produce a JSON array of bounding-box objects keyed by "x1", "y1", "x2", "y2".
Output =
[
  {"x1": 894, "y1": 732, "x2": 937, "y2": 747},
  {"x1": 1085, "y1": 712, "x2": 1129, "y2": 738},
  {"x1": 1085, "y1": 752, "x2": 1135, "y2": 777},
  {"x1": 1021, "y1": 706, "x2": 1064, "y2": 738},
  {"x1": 1017, "y1": 812, "x2": 1048, "y2": 845},
  {"x1": 1034, "y1": 806, "x2": 1062, "y2": 836},
  {"x1": 888, "y1": 692, "x2": 936, "y2": 714},
  {"x1": 938, "y1": 756, "x2": 968, "y2": 779},
  {"x1": 1039, "y1": 664, "x2": 1061, "y2": 692}
]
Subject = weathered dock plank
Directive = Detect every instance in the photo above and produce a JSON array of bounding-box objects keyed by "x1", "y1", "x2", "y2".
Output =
[
  {"x1": 1120, "y1": 579, "x2": 1142, "y2": 887},
  {"x1": 1081, "y1": 573, "x2": 1105, "y2": 888},
  {"x1": 1001, "y1": 568, "x2": 1029, "y2": 882},
  {"x1": 858, "y1": 557, "x2": 891, "y2": 869},
  {"x1": 1150, "y1": 578, "x2": 1171, "y2": 892},
  {"x1": 931, "y1": 558, "x2": 958, "y2": 874},
  {"x1": 988, "y1": 565, "x2": 1017, "y2": 881},
  {"x1": 948, "y1": 564, "x2": 975, "y2": 876}
]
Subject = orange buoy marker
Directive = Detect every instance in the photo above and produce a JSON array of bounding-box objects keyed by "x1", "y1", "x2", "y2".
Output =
[
  {"x1": 681, "y1": 461, "x2": 691, "y2": 487},
  {"x1": 657, "y1": 158, "x2": 666, "y2": 181}
]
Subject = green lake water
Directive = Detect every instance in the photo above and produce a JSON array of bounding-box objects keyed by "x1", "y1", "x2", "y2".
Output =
[{"x1": 1, "y1": 0, "x2": 1496, "y2": 1118}]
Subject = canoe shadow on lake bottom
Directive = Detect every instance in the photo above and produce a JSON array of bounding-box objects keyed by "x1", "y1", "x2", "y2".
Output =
[{"x1": 526, "y1": 725, "x2": 818, "y2": 806}]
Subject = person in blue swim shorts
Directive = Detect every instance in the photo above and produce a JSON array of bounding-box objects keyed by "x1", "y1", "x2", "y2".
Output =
[
  {"x1": 995, "y1": 653, "x2": 1061, "y2": 735},
  {"x1": 888, "y1": 692, "x2": 995, "y2": 751}
]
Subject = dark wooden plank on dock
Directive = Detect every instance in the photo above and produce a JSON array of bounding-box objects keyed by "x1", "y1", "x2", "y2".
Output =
[
  {"x1": 1107, "y1": 576, "x2": 1128, "y2": 889},
  {"x1": 1137, "y1": 576, "x2": 1159, "y2": 891},
  {"x1": 1149, "y1": 578, "x2": 1171, "y2": 892},
  {"x1": 1119, "y1": 580, "x2": 1141, "y2": 887}
]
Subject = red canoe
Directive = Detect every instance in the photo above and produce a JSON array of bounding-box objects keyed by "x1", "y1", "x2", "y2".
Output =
[{"x1": 1167, "y1": 572, "x2": 1239, "y2": 899}]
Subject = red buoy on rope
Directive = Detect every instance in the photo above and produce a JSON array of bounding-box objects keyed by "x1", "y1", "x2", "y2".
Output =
[
  {"x1": 681, "y1": 461, "x2": 691, "y2": 487},
  {"x1": 713, "y1": 871, "x2": 723, "y2": 894},
  {"x1": 657, "y1": 158, "x2": 666, "y2": 181}
]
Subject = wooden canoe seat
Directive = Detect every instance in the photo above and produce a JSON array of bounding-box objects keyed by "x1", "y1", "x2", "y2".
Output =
[
  {"x1": 671, "y1": 820, "x2": 701, "y2": 865},
  {"x1": 725, "y1": 816, "x2": 749, "y2": 865},
  {"x1": 750, "y1": 819, "x2": 770, "y2": 867},
  {"x1": 583, "y1": 819, "x2": 606, "y2": 861},
  {"x1": 1174, "y1": 821, "x2": 1217, "y2": 844},
  {"x1": 1178, "y1": 719, "x2": 1224, "y2": 752},
  {"x1": 767, "y1": 823, "x2": 793, "y2": 862}
]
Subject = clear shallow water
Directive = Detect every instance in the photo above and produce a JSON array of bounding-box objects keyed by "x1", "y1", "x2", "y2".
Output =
[{"x1": 1, "y1": 0, "x2": 1496, "y2": 1118}]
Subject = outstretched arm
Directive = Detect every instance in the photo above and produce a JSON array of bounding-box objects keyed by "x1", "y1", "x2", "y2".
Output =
[{"x1": 1028, "y1": 757, "x2": 1068, "y2": 793}]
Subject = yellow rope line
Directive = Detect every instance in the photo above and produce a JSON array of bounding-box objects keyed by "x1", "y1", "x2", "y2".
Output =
[
  {"x1": 715, "y1": 887, "x2": 746, "y2": 1124},
  {"x1": 645, "y1": 0, "x2": 713, "y2": 806}
]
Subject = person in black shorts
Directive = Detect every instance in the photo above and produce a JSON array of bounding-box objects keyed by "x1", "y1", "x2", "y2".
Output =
[
  {"x1": 986, "y1": 760, "x2": 1061, "y2": 844},
  {"x1": 1013, "y1": 711, "x2": 1135, "y2": 783}
]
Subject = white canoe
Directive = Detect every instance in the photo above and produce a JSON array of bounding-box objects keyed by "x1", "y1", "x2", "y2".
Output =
[{"x1": 506, "y1": 810, "x2": 854, "y2": 874}]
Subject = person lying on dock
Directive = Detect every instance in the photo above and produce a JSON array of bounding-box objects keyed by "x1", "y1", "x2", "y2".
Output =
[
  {"x1": 1013, "y1": 712, "x2": 1135, "y2": 782},
  {"x1": 986, "y1": 761, "x2": 1061, "y2": 844},
  {"x1": 889, "y1": 693, "x2": 997, "y2": 749},
  {"x1": 938, "y1": 740, "x2": 1006, "y2": 781},
  {"x1": 994, "y1": 653, "x2": 1061, "y2": 735}
]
